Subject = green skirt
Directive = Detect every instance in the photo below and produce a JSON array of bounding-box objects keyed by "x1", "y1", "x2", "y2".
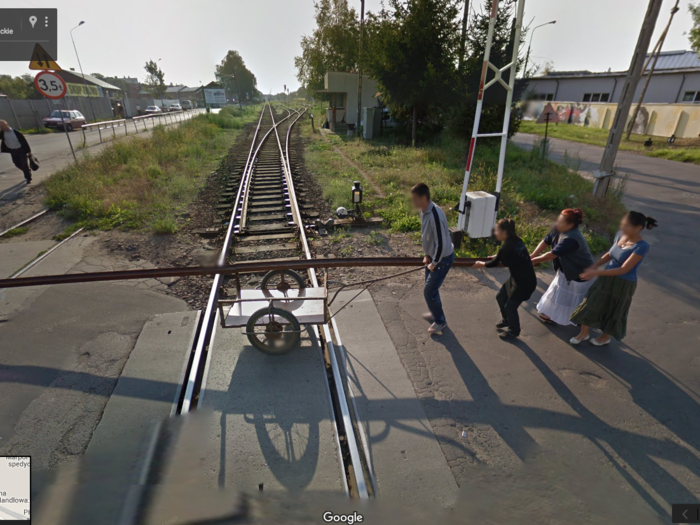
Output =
[{"x1": 570, "y1": 276, "x2": 637, "y2": 340}]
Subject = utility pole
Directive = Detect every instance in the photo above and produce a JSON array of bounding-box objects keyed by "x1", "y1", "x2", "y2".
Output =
[
  {"x1": 593, "y1": 0, "x2": 663, "y2": 198},
  {"x1": 356, "y1": 0, "x2": 365, "y2": 138},
  {"x1": 458, "y1": 0, "x2": 470, "y2": 73},
  {"x1": 625, "y1": 0, "x2": 680, "y2": 140}
]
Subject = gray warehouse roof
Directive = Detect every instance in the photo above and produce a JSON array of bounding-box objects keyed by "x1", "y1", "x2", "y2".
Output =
[
  {"x1": 535, "y1": 50, "x2": 700, "y2": 81},
  {"x1": 648, "y1": 50, "x2": 700, "y2": 71}
]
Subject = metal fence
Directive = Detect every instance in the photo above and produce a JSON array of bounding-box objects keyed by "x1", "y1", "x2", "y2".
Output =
[{"x1": 0, "y1": 96, "x2": 114, "y2": 130}]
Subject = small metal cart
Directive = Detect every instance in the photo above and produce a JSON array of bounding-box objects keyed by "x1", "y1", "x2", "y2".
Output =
[{"x1": 217, "y1": 270, "x2": 327, "y2": 355}]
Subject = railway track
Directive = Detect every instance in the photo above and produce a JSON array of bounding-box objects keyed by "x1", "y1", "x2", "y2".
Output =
[{"x1": 174, "y1": 104, "x2": 375, "y2": 498}]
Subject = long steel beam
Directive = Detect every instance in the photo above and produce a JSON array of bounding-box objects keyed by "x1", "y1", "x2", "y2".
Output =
[{"x1": 0, "y1": 257, "x2": 490, "y2": 290}]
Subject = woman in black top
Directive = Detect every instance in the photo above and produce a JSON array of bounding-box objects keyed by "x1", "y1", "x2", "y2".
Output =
[{"x1": 474, "y1": 219, "x2": 537, "y2": 339}]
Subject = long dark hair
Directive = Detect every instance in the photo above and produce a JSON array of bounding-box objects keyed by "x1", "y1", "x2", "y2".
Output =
[
  {"x1": 626, "y1": 211, "x2": 658, "y2": 230},
  {"x1": 496, "y1": 218, "x2": 518, "y2": 240}
]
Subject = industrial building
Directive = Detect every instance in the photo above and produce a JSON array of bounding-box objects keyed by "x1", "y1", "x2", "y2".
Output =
[
  {"x1": 523, "y1": 50, "x2": 700, "y2": 139},
  {"x1": 525, "y1": 49, "x2": 700, "y2": 104}
]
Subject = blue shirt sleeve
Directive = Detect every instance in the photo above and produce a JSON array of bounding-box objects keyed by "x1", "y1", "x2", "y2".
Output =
[
  {"x1": 544, "y1": 230, "x2": 557, "y2": 246},
  {"x1": 552, "y1": 237, "x2": 579, "y2": 256},
  {"x1": 633, "y1": 241, "x2": 650, "y2": 258}
]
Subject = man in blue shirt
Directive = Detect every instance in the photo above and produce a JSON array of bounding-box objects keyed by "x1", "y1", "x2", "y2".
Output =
[{"x1": 411, "y1": 183, "x2": 454, "y2": 335}]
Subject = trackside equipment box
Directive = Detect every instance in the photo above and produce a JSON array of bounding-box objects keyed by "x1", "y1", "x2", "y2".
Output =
[{"x1": 465, "y1": 191, "x2": 497, "y2": 239}]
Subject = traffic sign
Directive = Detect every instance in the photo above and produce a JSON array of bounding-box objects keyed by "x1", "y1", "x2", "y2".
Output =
[
  {"x1": 34, "y1": 71, "x2": 67, "y2": 100},
  {"x1": 537, "y1": 102, "x2": 559, "y2": 124},
  {"x1": 28, "y1": 43, "x2": 61, "y2": 71}
]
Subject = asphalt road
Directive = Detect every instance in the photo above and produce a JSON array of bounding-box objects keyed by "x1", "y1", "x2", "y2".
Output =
[
  {"x1": 0, "y1": 110, "x2": 204, "y2": 204},
  {"x1": 370, "y1": 134, "x2": 699, "y2": 522}
]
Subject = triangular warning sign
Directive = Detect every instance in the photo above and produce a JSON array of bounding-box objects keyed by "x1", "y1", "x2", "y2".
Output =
[
  {"x1": 536, "y1": 102, "x2": 559, "y2": 124},
  {"x1": 28, "y1": 43, "x2": 61, "y2": 71}
]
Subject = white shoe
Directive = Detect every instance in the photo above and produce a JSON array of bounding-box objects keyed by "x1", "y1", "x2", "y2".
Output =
[
  {"x1": 569, "y1": 335, "x2": 590, "y2": 345},
  {"x1": 591, "y1": 338, "x2": 611, "y2": 347}
]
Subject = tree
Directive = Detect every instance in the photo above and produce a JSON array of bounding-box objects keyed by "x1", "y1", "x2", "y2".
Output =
[
  {"x1": 448, "y1": 0, "x2": 524, "y2": 140},
  {"x1": 294, "y1": 0, "x2": 360, "y2": 94},
  {"x1": 215, "y1": 50, "x2": 260, "y2": 106},
  {"x1": 143, "y1": 60, "x2": 166, "y2": 100},
  {"x1": 0, "y1": 75, "x2": 35, "y2": 99},
  {"x1": 690, "y1": 2, "x2": 700, "y2": 53},
  {"x1": 365, "y1": 0, "x2": 461, "y2": 146}
]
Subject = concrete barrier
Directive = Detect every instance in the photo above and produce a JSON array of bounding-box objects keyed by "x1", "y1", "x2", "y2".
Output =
[{"x1": 523, "y1": 100, "x2": 700, "y2": 139}]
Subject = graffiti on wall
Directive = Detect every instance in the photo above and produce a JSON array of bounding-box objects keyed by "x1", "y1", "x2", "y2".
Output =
[
  {"x1": 522, "y1": 100, "x2": 700, "y2": 138},
  {"x1": 524, "y1": 101, "x2": 601, "y2": 126}
]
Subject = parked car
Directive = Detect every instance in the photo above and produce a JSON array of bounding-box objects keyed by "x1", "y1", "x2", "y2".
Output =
[
  {"x1": 42, "y1": 110, "x2": 87, "y2": 131},
  {"x1": 144, "y1": 106, "x2": 162, "y2": 115},
  {"x1": 168, "y1": 103, "x2": 183, "y2": 112},
  {"x1": 180, "y1": 100, "x2": 193, "y2": 110}
]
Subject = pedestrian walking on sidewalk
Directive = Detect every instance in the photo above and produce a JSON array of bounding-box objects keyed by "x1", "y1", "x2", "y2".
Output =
[
  {"x1": 531, "y1": 209, "x2": 595, "y2": 326},
  {"x1": 0, "y1": 120, "x2": 33, "y2": 184},
  {"x1": 569, "y1": 212, "x2": 657, "y2": 346},
  {"x1": 412, "y1": 183, "x2": 454, "y2": 335},
  {"x1": 473, "y1": 219, "x2": 537, "y2": 339}
]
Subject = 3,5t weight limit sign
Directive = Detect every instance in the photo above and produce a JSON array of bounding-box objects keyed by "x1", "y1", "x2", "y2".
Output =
[{"x1": 34, "y1": 71, "x2": 67, "y2": 100}]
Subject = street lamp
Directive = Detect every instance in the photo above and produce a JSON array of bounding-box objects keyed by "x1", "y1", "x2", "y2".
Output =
[
  {"x1": 70, "y1": 21, "x2": 100, "y2": 132},
  {"x1": 523, "y1": 20, "x2": 556, "y2": 78}
]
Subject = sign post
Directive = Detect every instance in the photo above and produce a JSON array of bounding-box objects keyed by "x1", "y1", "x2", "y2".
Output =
[
  {"x1": 34, "y1": 70, "x2": 76, "y2": 162},
  {"x1": 536, "y1": 103, "x2": 559, "y2": 158}
]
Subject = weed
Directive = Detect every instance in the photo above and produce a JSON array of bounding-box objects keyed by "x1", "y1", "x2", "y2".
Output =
[
  {"x1": 2, "y1": 226, "x2": 29, "y2": 238},
  {"x1": 43, "y1": 111, "x2": 255, "y2": 235},
  {"x1": 331, "y1": 228, "x2": 352, "y2": 243},
  {"x1": 339, "y1": 245, "x2": 355, "y2": 257},
  {"x1": 53, "y1": 223, "x2": 82, "y2": 241},
  {"x1": 366, "y1": 230, "x2": 384, "y2": 246},
  {"x1": 305, "y1": 122, "x2": 626, "y2": 254}
]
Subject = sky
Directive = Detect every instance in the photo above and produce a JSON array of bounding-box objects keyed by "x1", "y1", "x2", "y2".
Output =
[{"x1": 0, "y1": 0, "x2": 696, "y2": 92}]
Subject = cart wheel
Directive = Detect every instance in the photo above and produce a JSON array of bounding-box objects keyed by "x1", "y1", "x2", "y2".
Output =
[
  {"x1": 261, "y1": 270, "x2": 305, "y2": 296},
  {"x1": 246, "y1": 307, "x2": 301, "y2": 355}
]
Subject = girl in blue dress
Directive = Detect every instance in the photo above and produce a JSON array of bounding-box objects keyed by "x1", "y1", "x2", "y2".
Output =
[{"x1": 570, "y1": 211, "x2": 658, "y2": 346}]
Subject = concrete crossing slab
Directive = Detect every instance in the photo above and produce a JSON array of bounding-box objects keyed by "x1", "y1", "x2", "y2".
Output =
[
  {"x1": 0, "y1": 240, "x2": 55, "y2": 278},
  {"x1": 332, "y1": 290, "x2": 459, "y2": 507},
  {"x1": 58, "y1": 311, "x2": 200, "y2": 524},
  {"x1": 199, "y1": 323, "x2": 342, "y2": 494}
]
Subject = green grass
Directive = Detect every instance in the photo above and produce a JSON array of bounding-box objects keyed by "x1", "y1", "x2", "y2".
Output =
[
  {"x1": 520, "y1": 120, "x2": 700, "y2": 165},
  {"x1": 22, "y1": 127, "x2": 55, "y2": 135},
  {"x1": 303, "y1": 124, "x2": 625, "y2": 257},
  {"x1": 44, "y1": 110, "x2": 258, "y2": 234},
  {"x1": 201, "y1": 105, "x2": 260, "y2": 129},
  {"x1": 2, "y1": 226, "x2": 29, "y2": 238},
  {"x1": 53, "y1": 223, "x2": 83, "y2": 241}
]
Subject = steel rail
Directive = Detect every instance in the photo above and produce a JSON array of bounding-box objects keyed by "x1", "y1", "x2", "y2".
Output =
[
  {"x1": 0, "y1": 257, "x2": 489, "y2": 290},
  {"x1": 0, "y1": 209, "x2": 49, "y2": 238},
  {"x1": 271, "y1": 104, "x2": 373, "y2": 497},
  {"x1": 238, "y1": 110, "x2": 294, "y2": 232},
  {"x1": 179, "y1": 105, "x2": 299, "y2": 414},
  {"x1": 179, "y1": 105, "x2": 266, "y2": 414},
  {"x1": 7, "y1": 228, "x2": 85, "y2": 280}
]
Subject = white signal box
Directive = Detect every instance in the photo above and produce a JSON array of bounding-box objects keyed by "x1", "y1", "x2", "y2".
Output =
[{"x1": 461, "y1": 191, "x2": 497, "y2": 239}]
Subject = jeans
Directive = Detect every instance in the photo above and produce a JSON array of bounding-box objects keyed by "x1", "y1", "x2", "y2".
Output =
[
  {"x1": 424, "y1": 252, "x2": 454, "y2": 325},
  {"x1": 496, "y1": 284, "x2": 523, "y2": 335},
  {"x1": 10, "y1": 148, "x2": 31, "y2": 181}
]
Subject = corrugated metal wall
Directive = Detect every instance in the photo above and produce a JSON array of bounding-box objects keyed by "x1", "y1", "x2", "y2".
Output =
[{"x1": 0, "y1": 97, "x2": 114, "y2": 130}]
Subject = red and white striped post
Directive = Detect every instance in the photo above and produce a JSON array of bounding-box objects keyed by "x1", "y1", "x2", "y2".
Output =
[{"x1": 457, "y1": 0, "x2": 526, "y2": 232}]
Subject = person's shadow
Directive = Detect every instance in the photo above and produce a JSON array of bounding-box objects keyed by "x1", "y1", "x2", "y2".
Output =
[
  {"x1": 0, "y1": 181, "x2": 27, "y2": 203},
  {"x1": 437, "y1": 327, "x2": 700, "y2": 520}
]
